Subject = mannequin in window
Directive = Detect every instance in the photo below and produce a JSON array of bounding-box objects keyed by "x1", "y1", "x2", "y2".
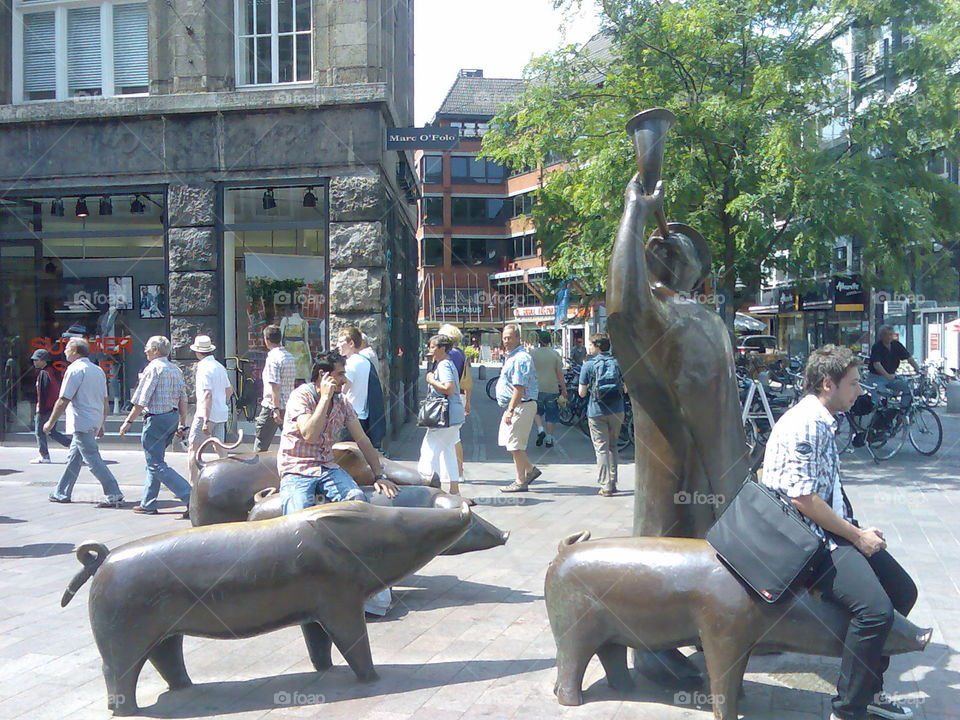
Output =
[{"x1": 280, "y1": 304, "x2": 312, "y2": 382}]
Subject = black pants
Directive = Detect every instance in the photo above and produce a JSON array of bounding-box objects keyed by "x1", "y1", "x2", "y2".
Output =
[
  {"x1": 253, "y1": 405, "x2": 279, "y2": 453},
  {"x1": 812, "y1": 538, "x2": 918, "y2": 719}
]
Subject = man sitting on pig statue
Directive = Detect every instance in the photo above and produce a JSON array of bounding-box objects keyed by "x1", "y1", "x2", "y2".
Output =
[
  {"x1": 763, "y1": 345, "x2": 918, "y2": 720},
  {"x1": 278, "y1": 349, "x2": 399, "y2": 614}
]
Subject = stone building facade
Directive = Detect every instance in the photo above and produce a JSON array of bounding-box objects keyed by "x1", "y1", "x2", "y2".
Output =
[{"x1": 0, "y1": 0, "x2": 420, "y2": 440}]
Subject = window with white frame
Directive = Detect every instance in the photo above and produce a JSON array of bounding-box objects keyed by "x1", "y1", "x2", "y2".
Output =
[
  {"x1": 16, "y1": 0, "x2": 148, "y2": 102},
  {"x1": 236, "y1": 0, "x2": 311, "y2": 86}
]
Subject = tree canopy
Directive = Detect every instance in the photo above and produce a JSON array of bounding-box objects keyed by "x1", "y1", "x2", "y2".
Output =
[{"x1": 481, "y1": 0, "x2": 960, "y2": 305}]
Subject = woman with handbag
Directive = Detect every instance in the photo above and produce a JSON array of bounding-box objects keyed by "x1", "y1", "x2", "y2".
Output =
[{"x1": 417, "y1": 334, "x2": 465, "y2": 494}]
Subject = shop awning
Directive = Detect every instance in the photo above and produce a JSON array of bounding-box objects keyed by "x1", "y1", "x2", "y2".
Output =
[{"x1": 736, "y1": 312, "x2": 767, "y2": 332}]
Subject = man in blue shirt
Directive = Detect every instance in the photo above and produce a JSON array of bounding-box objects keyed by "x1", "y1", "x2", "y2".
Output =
[
  {"x1": 578, "y1": 333, "x2": 625, "y2": 495},
  {"x1": 495, "y1": 323, "x2": 540, "y2": 492}
]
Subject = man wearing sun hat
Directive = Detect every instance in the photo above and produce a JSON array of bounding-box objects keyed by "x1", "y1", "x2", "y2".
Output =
[{"x1": 187, "y1": 335, "x2": 233, "y2": 486}]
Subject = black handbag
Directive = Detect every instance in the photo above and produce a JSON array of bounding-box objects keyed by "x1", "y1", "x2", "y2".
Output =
[
  {"x1": 706, "y1": 480, "x2": 828, "y2": 603},
  {"x1": 417, "y1": 394, "x2": 450, "y2": 428}
]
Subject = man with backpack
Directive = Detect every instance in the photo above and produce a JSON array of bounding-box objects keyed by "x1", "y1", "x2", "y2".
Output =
[
  {"x1": 578, "y1": 333, "x2": 625, "y2": 496},
  {"x1": 30, "y1": 348, "x2": 71, "y2": 464}
]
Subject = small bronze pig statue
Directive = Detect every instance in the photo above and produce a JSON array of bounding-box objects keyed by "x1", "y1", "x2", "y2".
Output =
[
  {"x1": 545, "y1": 532, "x2": 931, "y2": 719},
  {"x1": 62, "y1": 501, "x2": 471, "y2": 715}
]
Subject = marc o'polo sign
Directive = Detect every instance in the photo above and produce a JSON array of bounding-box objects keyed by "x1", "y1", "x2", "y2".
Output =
[{"x1": 386, "y1": 127, "x2": 460, "y2": 150}]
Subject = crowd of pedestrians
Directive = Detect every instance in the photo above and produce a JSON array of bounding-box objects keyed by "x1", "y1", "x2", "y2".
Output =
[{"x1": 31, "y1": 321, "x2": 628, "y2": 514}]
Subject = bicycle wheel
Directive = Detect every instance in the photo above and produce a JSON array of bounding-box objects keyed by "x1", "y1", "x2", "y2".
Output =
[
  {"x1": 558, "y1": 397, "x2": 580, "y2": 426},
  {"x1": 920, "y1": 379, "x2": 941, "y2": 407},
  {"x1": 617, "y1": 412, "x2": 634, "y2": 452},
  {"x1": 908, "y1": 406, "x2": 942, "y2": 456},
  {"x1": 743, "y1": 419, "x2": 766, "y2": 472},
  {"x1": 485, "y1": 375, "x2": 499, "y2": 401},
  {"x1": 834, "y1": 412, "x2": 854, "y2": 454},
  {"x1": 866, "y1": 416, "x2": 906, "y2": 461},
  {"x1": 226, "y1": 394, "x2": 238, "y2": 435}
]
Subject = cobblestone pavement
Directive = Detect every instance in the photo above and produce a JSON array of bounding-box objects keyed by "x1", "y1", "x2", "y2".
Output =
[{"x1": 1, "y1": 379, "x2": 958, "y2": 720}]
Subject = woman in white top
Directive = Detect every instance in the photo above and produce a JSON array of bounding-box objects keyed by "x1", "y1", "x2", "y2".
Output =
[{"x1": 417, "y1": 334, "x2": 465, "y2": 495}]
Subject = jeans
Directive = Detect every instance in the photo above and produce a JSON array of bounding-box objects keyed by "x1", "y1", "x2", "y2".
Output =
[
  {"x1": 279, "y1": 467, "x2": 366, "y2": 514},
  {"x1": 417, "y1": 424, "x2": 462, "y2": 483},
  {"x1": 36, "y1": 410, "x2": 70, "y2": 459},
  {"x1": 50, "y1": 431, "x2": 123, "y2": 502},
  {"x1": 812, "y1": 538, "x2": 918, "y2": 719},
  {"x1": 871, "y1": 375, "x2": 912, "y2": 409},
  {"x1": 253, "y1": 404, "x2": 280, "y2": 452},
  {"x1": 587, "y1": 412, "x2": 623, "y2": 491},
  {"x1": 140, "y1": 411, "x2": 192, "y2": 509}
]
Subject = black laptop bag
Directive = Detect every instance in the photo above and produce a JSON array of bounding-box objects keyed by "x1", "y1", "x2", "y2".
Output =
[{"x1": 706, "y1": 480, "x2": 828, "y2": 603}]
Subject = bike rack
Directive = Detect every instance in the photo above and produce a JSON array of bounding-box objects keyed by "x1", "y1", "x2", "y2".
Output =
[{"x1": 741, "y1": 378, "x2": 777, "y2": 428}]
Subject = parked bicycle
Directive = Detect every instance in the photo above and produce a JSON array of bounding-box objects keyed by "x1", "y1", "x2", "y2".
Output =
[
  {"x1": 225, "y1": 356, "x2": 260, "y2": 433},
  {"x1": 835, "y1": 382, "x2": 942, "y2": 461},
  {"x1": 913, "y1": 359, "x2": 954, "y2": 407}
]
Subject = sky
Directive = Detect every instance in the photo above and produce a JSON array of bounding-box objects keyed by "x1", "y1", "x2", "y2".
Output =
[{"x1": 414, "y1": 0, "x2": 602, "y2": 125}]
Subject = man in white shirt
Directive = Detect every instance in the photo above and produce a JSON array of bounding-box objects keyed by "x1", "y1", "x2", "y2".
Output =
[
  {"x1": 253, "y1": 324, "x2": 297, "y2": 452},
  {"x1": 336, "y1": 326, "x2": 372, "y2": 428},
  {"x1": 187, "y1": 335, "x2": 234, "y2": 485},
  {"x1": 45, "y1": 338, "x2": 124, "y2": 507}
]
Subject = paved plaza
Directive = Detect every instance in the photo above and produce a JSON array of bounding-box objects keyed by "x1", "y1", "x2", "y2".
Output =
[{"x1": 1, "y1": 380, "x2": 959, "y2": 720}]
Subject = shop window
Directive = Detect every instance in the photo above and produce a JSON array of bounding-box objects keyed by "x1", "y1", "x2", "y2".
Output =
[
  {"x1": 420, "y1": 156, "x2": 443, "y2": 184},
  {"x1": 422, "y1": 197, "x2": 443, "y2": 226},
  {"x1": 224, "y1": 185, "x2": 328, "y2": 383},
  {"x1": 16, "y1": 1, "x2": 149, "y2": 102},
  {"x1": 422, "y1": 237, "x2": 443, "y2": 267},
  {"x1": 0, "y1": 190, "x2": 165, "y2": 414},
  {"x1": 236, "y1": 0, "x2": 312, "y2": 85}
]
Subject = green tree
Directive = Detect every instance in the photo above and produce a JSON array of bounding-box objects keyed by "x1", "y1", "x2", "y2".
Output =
[{"x1": 482, "y1": 0, "x2": 960, "y2": 308}]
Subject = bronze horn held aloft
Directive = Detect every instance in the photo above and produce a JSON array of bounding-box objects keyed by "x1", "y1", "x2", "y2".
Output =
[{"x1": 626, "y1": 108, "x2": 675, "y2": 239}]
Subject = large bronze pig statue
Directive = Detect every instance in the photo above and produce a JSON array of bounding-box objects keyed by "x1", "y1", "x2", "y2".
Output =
[
  {"x1": 545, "y1": 532, "x2": 932, "y2": 719},
  {"x1": 249, "y1": 485, "x2": 509, "y2": 555},
  {"x1": 62, "y1": 501, "x2": 471, "y2": 716},
  {"x1": 190, "y1": 435, "x2": 439, "y2": 526}
]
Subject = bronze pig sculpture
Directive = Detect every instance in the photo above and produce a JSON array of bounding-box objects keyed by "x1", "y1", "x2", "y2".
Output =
[
  {"x1": 62, "y1": 501, "x2": 471, "y2": 716},
  {"x1": 189, "y1": 435, "x2": 439, "y2": 526},
  {"x1": 545, "y1": 533, "x2": 932, "y2": 719},
  {"x1": 248, "y1": 485, "x2": 509, "y2": 555}
]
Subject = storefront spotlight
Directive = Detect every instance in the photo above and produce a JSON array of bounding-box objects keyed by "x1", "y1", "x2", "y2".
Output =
[
  {"x1": 302, "y1": 187, "x2": 317, "y2": 208},
  {"x1": 130, "y1": 194, "x2": 146, "y2": 214},
  {"x1": 99, "y1": 196, "x2": 113, "y2": 216},
  {"x1": 75, "y1": 197, "x2": 89, "y2": 218},
  {"x1": 50, "y1": 198, "x2": 64, "y2": 217},
  {"x1": 262, "y1": 188, "x2": 277, "y2": 210}
]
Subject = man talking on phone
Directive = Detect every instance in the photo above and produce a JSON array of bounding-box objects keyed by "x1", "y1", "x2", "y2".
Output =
[{"x1": 277, "y1": 349, "x2": 398, "y2": 514}]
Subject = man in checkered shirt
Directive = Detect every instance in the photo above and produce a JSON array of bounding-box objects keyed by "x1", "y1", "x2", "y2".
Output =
[
  {"x1": 762, "y1": 345, "x2": 920, "y2": 720},
  {"x1": 119, "y1": 335, "x2": 192, "y2": 517},
  {"x1": 253, "y1": 324, "x2": 297, "y2": 452},
  {"x1": 278, "y1": 349, "x2": 398, "y2": 512}
]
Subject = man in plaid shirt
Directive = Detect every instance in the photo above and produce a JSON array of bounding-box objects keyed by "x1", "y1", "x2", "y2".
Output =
[
  {"x1": 254, "y1": 324, "x2": 297, "y2": 452},
  {"x1": 278, "y1": 349, "x2": 398, "y2": 513},
  {"x1": 119, "y1": 335, "x2": 192, "y2": 517},
  {"x1": 762, "y1": 345, "x2": 920, "y2": 720}
]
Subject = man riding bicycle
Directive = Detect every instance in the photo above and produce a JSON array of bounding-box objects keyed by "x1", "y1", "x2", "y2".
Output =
[{"x1": 868, "y1": 326, "x2": 920, "y2": 410}]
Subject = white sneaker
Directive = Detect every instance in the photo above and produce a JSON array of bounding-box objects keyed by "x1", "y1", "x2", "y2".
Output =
[{"x1": 29, "y1": 456, "x2": 51, "y2": 464}]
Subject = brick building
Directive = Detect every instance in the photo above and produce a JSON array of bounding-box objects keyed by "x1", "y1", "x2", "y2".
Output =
[{"x1": 417, "y1": 69, "x2": 592, "y2": 360}]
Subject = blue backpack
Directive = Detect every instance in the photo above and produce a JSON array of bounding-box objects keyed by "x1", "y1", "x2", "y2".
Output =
[{"x1": 591, "y1": 355, "x2": 622, "y2": 398}]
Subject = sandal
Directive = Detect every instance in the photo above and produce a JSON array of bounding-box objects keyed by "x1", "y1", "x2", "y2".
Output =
[
  {"x1": 599, "y1": 488, "x2": 616, "y2": 497},
  {"x1": 500, "y1": 481, "x2": 529, "y2": 493}
]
